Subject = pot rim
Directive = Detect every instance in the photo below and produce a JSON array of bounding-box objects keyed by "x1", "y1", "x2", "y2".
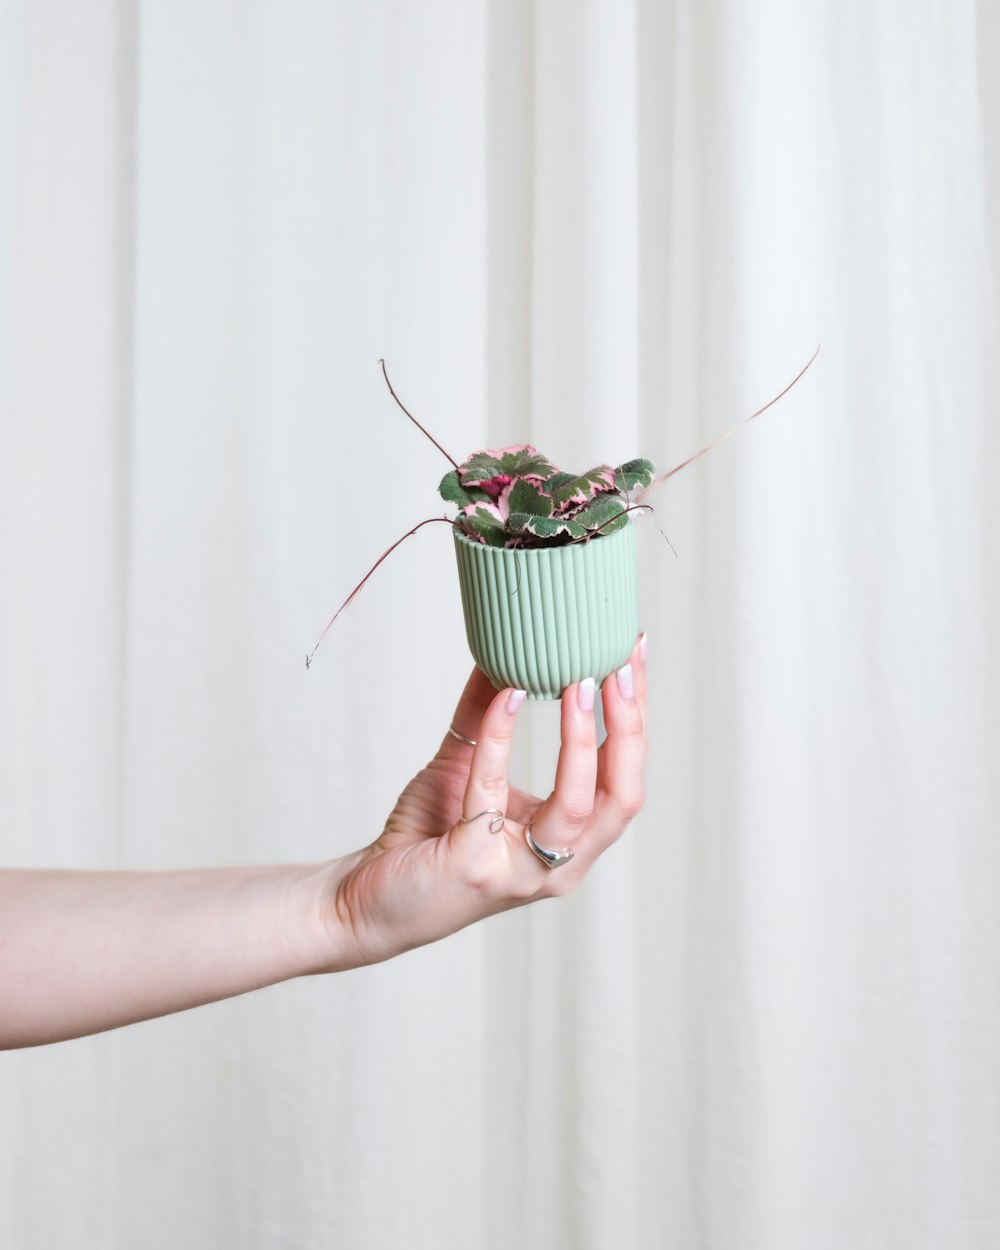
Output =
[{"x1": 451, "y1": 517, "x2": 637, "y2": 555}]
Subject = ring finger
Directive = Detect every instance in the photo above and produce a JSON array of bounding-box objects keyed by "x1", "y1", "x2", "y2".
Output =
[{"x1": 521, "y1": 677, "x2": 599, "y2": 863}]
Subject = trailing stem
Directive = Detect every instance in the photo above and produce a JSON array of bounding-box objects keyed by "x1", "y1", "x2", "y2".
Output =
[
  {"x1": 305, "y1": 516, "x2": 456, "y2": 668},
  {"x1": 307, "y1": 347, "x2": 819, "y2": 667},
  {"x1": 379, "y1": 359, "x2": 459, "y2": 470},
  {"x1": 634, "y1": 345, "x2": 821, "y2": 503}
]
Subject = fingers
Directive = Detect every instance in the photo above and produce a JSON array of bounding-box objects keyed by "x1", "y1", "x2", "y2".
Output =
[
  {"x1": 594, "y1": 634, "x2": 648, "y2": 847},
  {"x1": 537, "y1": 677, "x2": 599, "y2": 848},
  {"x1": 449, "y1": 636, "x2": 647, "y2": 893},
  {"x1": 461, "y1": 685, "x2": 527, "y2": 831},
  {"x1": 441, "y1": 666, "x2": 502, "y2": 756}
]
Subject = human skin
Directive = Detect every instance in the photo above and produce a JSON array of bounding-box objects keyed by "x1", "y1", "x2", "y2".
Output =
[{"x1": 0, "y1": 636, "x2": 647, "y2": 1049}]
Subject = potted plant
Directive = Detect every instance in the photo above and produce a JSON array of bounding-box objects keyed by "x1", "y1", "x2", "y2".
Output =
[
  {"x1": 441, "y1": 444, "x2": 654, "y2": 698},
  {"x1": 306, "y1": 349, "x2": 819, "y2": 697}
]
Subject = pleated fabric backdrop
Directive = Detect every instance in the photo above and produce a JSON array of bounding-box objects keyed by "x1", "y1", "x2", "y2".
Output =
[{"x1": 2, "y1": 1, "x2": 998, "y2": 1247}]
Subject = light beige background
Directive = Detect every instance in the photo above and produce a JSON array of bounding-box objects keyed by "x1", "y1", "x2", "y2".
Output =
[{"x1": 1, "y1": 1, "x2": 998, "y2": 1247}]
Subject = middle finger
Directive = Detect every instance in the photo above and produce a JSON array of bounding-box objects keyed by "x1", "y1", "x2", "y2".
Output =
[{"x1": 527, "y1": 677, "x2": 599, "y2": 850}]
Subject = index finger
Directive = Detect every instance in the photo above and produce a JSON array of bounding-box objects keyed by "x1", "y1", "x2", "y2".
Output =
[
  {"x1": 440, "y1": 666, "x2": 502, "y2": 756},
  {"x1": 461, "y1": 685, "x2": 527, "y2": 829}
]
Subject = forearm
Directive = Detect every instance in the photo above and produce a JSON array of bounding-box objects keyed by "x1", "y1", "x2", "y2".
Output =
[{"x1": 0, "y1": 863, "x2": 335, "y2": 1048}]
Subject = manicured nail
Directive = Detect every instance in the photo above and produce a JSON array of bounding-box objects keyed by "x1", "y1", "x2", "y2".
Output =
[
  {"x1": 639, "y1": 632, "x2": 648, "y2": 664},
  {"x1": 577, "y1": 677, "x2": 596, "y2": 712},
  {"x1": 507, "y1": 689, "x2": 527, "y2": 714},
  {"x1": 617, "y1": 663, "x2": 635, "y2": 700}
]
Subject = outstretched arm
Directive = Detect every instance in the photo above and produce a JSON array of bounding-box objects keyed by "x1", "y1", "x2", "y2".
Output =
[
  {"x1": 0, "y1": 861, "x2": 332, "y2": 1048},
  {"x1": 0, "y1": 636, "x2": 647, "y2": 1048}
]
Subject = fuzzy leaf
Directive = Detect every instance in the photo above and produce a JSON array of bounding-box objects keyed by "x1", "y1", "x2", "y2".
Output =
[
  {"x1": 574, "y1": 494, "x2": 630, "y2": 535},
  {"x1": 550, "y1": 465, "x2": 619, "y2": 514},
  {"x1": 459, "y1": 446, "x2": 558, "y2": 491},
  {"x1": 506, "y1": 478, "x2": 553, "y2": 517},
  {"x1": 438, "y1": 469, "x2": 491, "y2": 509},
  {"x1": 507, "y1": 513, "x2": 588, "y2": 542},
  {"x1": 460, "y1": 505, "x2": 509, "y2": 547},
  {"x1": 613, "y1": 458, "x2": 656, "y2": 494}
]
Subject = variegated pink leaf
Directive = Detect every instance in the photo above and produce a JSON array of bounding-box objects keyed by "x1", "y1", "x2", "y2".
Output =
[
  {"x1": 458, "y1": 446, "x2": 558, "y2": 498},
  {"x1": 551, "y1": 465, "x2": 619, "y2": 515}
]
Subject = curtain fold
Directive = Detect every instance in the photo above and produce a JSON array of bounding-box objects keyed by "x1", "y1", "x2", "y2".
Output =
[{"x1": 2, "y1": 2, "x2": 998, "y2": 1247}]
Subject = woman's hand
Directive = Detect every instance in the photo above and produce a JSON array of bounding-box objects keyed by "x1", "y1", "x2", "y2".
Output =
[
  {"x1": 315, "y1": 634, "x2": 648, "y2": 971},
  {"x1": 0, "y1": 636, "x2": 646, "y2": 1047}
]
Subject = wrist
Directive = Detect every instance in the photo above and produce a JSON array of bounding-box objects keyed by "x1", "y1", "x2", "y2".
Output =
[{"x1": 286, "y1": 853, "x2": 366, "y2": 976}]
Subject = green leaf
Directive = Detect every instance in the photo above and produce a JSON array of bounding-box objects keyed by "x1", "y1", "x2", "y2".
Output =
[
  {"x1": 613, "y1": 458, "x2": 656, "y2": 494},
  {"x1": 461, "y1": 505, "x2": 509, "y2": 547},
  {"x1": 507, "y1": 478, "x2": 553, "y2": 517},
  {"x1": 438, "y1": 470, "x2": 491, "y2": 508},
  {"x1": 459, "y1": 446, "x2": 558, "y2": 488},
  {"x1": 550, "y1": 466, "x2": 618, "y2": 513},
  {"x1": 574, "y1": 494, "x2": 629, "y2": 534},
  {"x1": 458, "y1": 454, "x2": 503, "y2": 483},
  {"x1": 507, "y1": 513, "x2": 587, "y2": 542}
]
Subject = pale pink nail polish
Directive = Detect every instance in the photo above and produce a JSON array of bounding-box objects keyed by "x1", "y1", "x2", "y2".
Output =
[
  {"x1": 507, "y1": 689, "x2": 527, "y2": 714},
  {"x1": 578, "y1": 677, "x2": 596, "y2": 712},
  {"x1": 617, "y1": 663, "x2": 635, "y2": 700}
]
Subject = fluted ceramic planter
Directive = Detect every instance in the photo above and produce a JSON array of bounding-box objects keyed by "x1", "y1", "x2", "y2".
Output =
[{"x1": 453, "y1": 521, "x2": 639, "y2": 700}]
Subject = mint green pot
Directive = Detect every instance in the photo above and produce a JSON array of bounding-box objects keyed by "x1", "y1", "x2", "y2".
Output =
[{"x1": 453, "y1": 521, "x2": 639, "y2": 700}]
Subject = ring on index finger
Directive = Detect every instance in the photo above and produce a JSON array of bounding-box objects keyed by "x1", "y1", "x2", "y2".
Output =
[{"x1": 460, "y1": 808, "x2": 505, "y2": 835}]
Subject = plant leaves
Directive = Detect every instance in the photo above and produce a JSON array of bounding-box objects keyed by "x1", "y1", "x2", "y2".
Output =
[
  {"x1": 459, "y1": 445, "x2": 558, "y2": 489},
  {"x1": 507, "y1": 513, "x2": 588, "y2": 542},
  {"x1": 506, "y1": 478, "x2": 553, "y2": 517},
  {"x1": 550, "y1": 465, "x2": 619, "y2": 514},
  {"x1": 438, "y1": 469, "x2": 491, "y2": 508},
  {"x1": 613, "y1": 458, "x2": 656, "y2": 494},
  {"x1": 460, "y1": 505, "x2": 509, "y2": 547},
  {"x1": 573, "y1": 494, "x2": 630, "y2": 534}
]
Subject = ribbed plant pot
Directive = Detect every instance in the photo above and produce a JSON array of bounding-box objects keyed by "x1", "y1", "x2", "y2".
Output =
[{"x1": 453, "y1": 521, "x2": 639, "y2": 700}]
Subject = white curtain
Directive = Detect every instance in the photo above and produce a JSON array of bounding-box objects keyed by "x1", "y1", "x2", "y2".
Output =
[{"x1": 2, "y1": 1, "x2": 998, "y2": 1246}]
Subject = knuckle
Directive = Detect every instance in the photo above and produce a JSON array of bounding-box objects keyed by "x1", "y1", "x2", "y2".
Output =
[
  {"x1": 620, "y1": 790, "x2": 645, "y2": 820},
  {"x1": 509, "y1": 876, "x2": 543, "y2": 903},
  {"x1": 460, "y1": 848, "x2": 505, "y2": 897},
  {"x1": 620, "y1": 785, "x2": 645, "y2": 822},
  {"x1": 558, "y1": 802, "x2": 593, "y2": 830},
  {"x1": 460, "y1": 852, "x2": 493, "y2": 892},
  {"x1": 570, "y1": 723, "x2": 598, "y2": 751},
  {"x1": 545, "y1": 870, "x2": 578, "y2": 899},
  {"x1": 621, "y1": 715, "x2": 645, "y2": 741},
  {"x1": 478, "y1": 767, "x2": 507, "y2": 795}
]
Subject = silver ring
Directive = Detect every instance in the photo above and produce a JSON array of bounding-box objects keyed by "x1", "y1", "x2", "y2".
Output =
[
  {"x1": 448, "y1": 725, "x2": 477, "y2": 747},
  {"x1": 525, "y1": 824, "x2": 574, "y2": 870},
  {"x1": 460, "y1": 808, "x2": 504, "y2": 834}
]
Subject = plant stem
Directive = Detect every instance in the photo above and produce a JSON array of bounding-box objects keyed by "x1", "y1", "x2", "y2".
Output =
[
  {"x1": 306, "y1": 516, "x2": 456, "y2": 668},
  {"x1": 635, "y1": 344, "x2": 821, "y2": 502},
  {"x1": 379, "y1": 359, "x2": 459, "y2": 470}
]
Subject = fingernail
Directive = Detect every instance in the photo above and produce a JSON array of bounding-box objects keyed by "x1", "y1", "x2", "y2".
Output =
[
  {"x1": 639, "y1": 632, "x2": 648, "y2": 664},
  {"x1": 507, "y1": 689, "x2": 527, "y2": 714},
  {"x1": 577, "y1": 677, "x2": 595, "y2": 712},
  {"x1": 617, "y1": 663, "x2": 635, "y2": 700}
]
